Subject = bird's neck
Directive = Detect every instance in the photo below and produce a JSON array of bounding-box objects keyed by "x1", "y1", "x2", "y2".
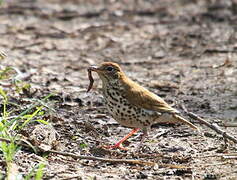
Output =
[
  {"x1": 119, "y1": 73, "x2": 136, "y2": 90},
  {"x1": 103, "y1": 78, "x2": 120, "y2": 89}
]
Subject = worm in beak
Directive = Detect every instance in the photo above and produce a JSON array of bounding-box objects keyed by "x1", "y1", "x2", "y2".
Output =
[{"x1": 87, "y1": 66, "x2": 99, "y2": 92}]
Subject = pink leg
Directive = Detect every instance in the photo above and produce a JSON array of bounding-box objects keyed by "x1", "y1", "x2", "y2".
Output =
[{"x1": 105, "y1": 128, "x2": 140, "y2": 150}]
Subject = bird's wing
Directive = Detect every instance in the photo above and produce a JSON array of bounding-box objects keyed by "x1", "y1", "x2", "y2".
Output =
[{"x1": 121, "y1": 77, "x2": 179, "y2": 114}]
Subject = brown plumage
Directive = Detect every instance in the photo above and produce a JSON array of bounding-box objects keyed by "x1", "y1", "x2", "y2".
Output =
[{"x1": 88, "y1": 62, "x2": 198, "y2": 149}]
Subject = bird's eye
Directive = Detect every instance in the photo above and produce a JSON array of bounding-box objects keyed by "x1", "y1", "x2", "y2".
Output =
[{"x1": 106, "y1": 66, "x2": 113, "y2": 72}]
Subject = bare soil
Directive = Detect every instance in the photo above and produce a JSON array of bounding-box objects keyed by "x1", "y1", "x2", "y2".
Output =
[{"x1": 1, "y1": 0, "x2": 237, "y2": 179}]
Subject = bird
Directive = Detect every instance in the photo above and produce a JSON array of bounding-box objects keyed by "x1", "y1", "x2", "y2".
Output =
[{"x1": 88, "y1": 62, "x2": 198, "y2": 150}]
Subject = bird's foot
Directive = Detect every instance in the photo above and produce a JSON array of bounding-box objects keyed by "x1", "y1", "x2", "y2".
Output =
[
  {"x1": 102, "y1": 128, "x2": 140, "y2": 151},
  {"x1": 102, "y1": 143, "x2": 128, "y2": 151}
]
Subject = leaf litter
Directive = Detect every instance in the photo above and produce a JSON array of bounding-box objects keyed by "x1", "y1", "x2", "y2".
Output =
[{"x1": 0, "y1": 0, "x2": 237, "y2": 179}]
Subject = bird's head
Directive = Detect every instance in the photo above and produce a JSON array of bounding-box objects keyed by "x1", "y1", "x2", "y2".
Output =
[{"x1": 88, "y1": 62, "x2": 124, "y2": 84}]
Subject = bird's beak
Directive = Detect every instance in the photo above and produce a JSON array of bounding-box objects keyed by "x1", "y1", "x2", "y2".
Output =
[{"x1": 88, "y1": 66, "x2": 101, "y2": 72}]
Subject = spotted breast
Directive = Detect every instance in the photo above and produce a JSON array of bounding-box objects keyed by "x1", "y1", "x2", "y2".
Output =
[{"x1": 102, "y1": 80, "x2": 160, "y2": 129}]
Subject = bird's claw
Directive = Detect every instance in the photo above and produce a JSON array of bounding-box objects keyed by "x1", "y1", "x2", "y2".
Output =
[{"x1": 102, "y1": 144, "x2": 128, "y2": 151}]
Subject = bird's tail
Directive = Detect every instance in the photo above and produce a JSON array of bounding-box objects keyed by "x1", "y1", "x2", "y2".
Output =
[{"x1": 173, "y1": 114, "x2": 199, "y2": 131}]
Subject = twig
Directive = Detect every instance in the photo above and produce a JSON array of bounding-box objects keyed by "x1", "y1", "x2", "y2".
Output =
[
  {"x1": 48, "y1": 149, "x2": 155, "y2": 166},
  {"x1": 222, "y1": 156, "x2": 237, "y2": 159},
  {"x1": 212, "y1": 59, "x2": 232, "y2": 68},
  {"x1": 12, "y1": 41, "x2": 43, "y2": 50},
  {"x1": 221, "y1": 123, "x2": 237, "y2": 128},
  {"x1": 200, "y1": 153, "x2": 237, "y2": 160},
  {"x1": 199, "y1": 153, "x2": 237, "y2": 158},
  {"x1": 203, "y1": 162, "x2": 229, "y2": 166},
  {"x1": 0, "y1": 82, "x2": 12, "y2": 87},
  {"x1": 181, "y1": 105, "x2": 237, "y2": 144},
  {"x1": 153, "y1": 129, "x2": 170, "y2": 138},
  {"x1": 61, "y1": 175, "x2": 82, "y2": 180},
  {"x1": 0, "y1": 137, "x2": 154, "y2": 166},
  {"x1": 0, "y1": 137, "x2": 188, "y2": 168},
  {"x1": 204, "y1": 49, "x2": 237, "y2": 54},
  {"x1": 48, "y1": 149, "x2": 189, "y2": 168}
]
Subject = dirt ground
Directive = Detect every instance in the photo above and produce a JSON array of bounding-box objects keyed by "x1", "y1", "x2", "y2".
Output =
[{"x1": 1, "y1": 0, "x2": 237, "y2": 179}]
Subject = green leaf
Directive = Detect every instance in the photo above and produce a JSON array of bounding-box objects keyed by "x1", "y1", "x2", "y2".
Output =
[
  {"x1": 35, "y1": 163, "x2": 45, "y2": 180},
  {"x1": 0, "y1": 88, "x2": 7, "y2": 100},
  {"x1": 0, "y1": 141, "x2": 17, "y2": 162},
  {"x1": 35, "y1": 119, "x2": 49, "y2": 125},
  {"x1": 20, "y1": 106, "x2": 43, "y2": 128},
  {"x1": 79, "y1": 143, "x2": 88, "y2": 149}
]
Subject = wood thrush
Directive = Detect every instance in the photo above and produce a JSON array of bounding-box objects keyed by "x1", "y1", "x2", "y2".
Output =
[{"x1": 88, "y1": 62, "x2": 198, "y2": 149}]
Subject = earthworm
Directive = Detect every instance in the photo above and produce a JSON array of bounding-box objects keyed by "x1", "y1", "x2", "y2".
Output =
[{"x1": 87, "y1": 68, "x2": 94, "y2": 92}]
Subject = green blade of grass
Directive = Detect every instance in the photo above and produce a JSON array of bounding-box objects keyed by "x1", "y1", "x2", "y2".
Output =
[
  {"x1": 20, "y1": 106, "x2": 43, "y2": 129},
  {"x1": 35, "y1": 163, "x2": 45, "y2": 180},
  {"x1": 5, "y1": 93, "x2": 54, "y2": 130}
]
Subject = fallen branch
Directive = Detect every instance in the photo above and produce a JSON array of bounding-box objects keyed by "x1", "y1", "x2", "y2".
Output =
[
  {"x1": 200, "y1": 153, "x2": 237, "y2": 158},
  {"x1": 0, "y1": 138, "x2": 147, "y2": 167},
  {"x1": 49, "y1": 150, "x2": 190, "y2": 168},
  {"x1": 0, "y1": 137, "x2": 189, "y2": 168},
  {"x1": 222, "y1": 123, "x2": 237, "y2": 128},
  {"x1": 181, "y1": 105, "x2": 237, "y2": 144},
  {"x1": 48, "y1": 149, "x2": 155, "y2": 166}
]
